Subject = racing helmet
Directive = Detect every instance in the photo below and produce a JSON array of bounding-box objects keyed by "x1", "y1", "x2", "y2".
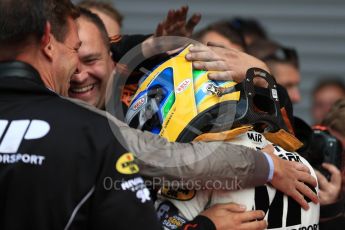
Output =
[{"x1": 125, "y1": 45, "x2": 287, "y2": 142}]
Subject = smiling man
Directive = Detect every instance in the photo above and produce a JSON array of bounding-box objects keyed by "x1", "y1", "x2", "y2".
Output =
[{"x1": 69, "y1": 8, "x2": 114, "y2": 108}]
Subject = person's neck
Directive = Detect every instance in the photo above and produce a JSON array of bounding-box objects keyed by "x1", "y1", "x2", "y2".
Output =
[{"x1": 16, "y1": 51, "x2": 55, "y2": 91}]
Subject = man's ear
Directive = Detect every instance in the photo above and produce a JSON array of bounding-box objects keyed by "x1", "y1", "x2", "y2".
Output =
[{"x1": 41, "y1": 22, "x2": 54, "y2": 60}]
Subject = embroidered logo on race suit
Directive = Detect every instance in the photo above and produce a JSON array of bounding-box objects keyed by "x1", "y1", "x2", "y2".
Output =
[
  {"x1": 273, "y1": 145, "x2": 302, "y2": 163},
  {"x1": 0, "y1": 119, "x2": 49, "y2": 165},
  {"x1": 163, "y1": 215, "x2": 187, "y2": 230},
  {"x1": 121, "y1": 177, "x2": 151, "y2": 203},
  {"x1": 253, "y1": 143, "x2": 318, "y2": 229},
  {"x1": 247, "y1": 131, "x2": 263, "y2": 143},
  {"x1": 157, "y1": 201, "x2": 174, "y2": 220},
  {"x1": 157, "y1": 201, "x2": 188, "y2": 230},
  {"x1": 161, "y1": 187, "x2": 196, "y2": 201},
  {"x1": 116, "y1": 152, "x2": 140, "y2": 174}
]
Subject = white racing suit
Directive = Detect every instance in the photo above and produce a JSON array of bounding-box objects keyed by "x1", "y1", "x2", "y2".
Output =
[{"x1": 156, "y1": 130, "x2": 320, "y2": 230}]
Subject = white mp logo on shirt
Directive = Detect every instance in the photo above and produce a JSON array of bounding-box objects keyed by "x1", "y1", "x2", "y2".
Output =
[{"x1": 0, "y1": 119, "x2": 49, "y2": 165}]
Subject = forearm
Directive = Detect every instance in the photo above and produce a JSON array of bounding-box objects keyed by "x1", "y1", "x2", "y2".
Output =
[
  {"x1": 137, "y1": 141, "x2": 269, "y2": 189},
  {"x1": 111, "y1": 116, "x2": 270, "y2": 189}
]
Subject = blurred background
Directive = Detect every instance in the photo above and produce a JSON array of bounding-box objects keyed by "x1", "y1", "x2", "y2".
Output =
[{"x1": 73, "y1": 0, "x2": 345, "y2": 124}]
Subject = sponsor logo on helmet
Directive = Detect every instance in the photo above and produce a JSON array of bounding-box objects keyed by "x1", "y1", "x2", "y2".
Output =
[
  {"x1": 203, "y1": 82, "x2": 217, "y2": 95},
  {"x1": 175, "y1": 79, "x2": 191, "y2": 94},
  {"x1": 132, "y1": 96, "x2": 146, "y2": 111},
  {"x1": 115, "y1": 152, "x2": 140, "y2": 175}
]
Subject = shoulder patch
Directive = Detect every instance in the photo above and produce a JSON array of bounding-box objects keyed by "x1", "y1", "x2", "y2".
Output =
[
  {"x1": 161, "y1": 187, "x2": 195, "y2": 201},
  {"x1": 115, "y1": 152, "x2": 139, "y2": 175}
]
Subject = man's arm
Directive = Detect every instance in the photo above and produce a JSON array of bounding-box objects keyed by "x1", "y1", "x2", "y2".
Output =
[
  {"x1": 109, "y1": 114, "x2": 269, "y2": 189},
  {"x1": 106, "y1": 114, "x2": 318, "y2": 210}
]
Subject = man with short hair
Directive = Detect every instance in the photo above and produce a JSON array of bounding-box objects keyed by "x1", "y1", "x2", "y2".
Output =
[
  {"x1": 0, "y1": 0, "x2": 161, "y2": 229},
  {"x1": 69, "y1": 7, "x2": 114, "y2": 108},
  {"x1": 247, "y1": 39, "x2": 301, "y2": 103},
  {"x1": 78, "y1": 0, "x2": 123, "y2": 37}
]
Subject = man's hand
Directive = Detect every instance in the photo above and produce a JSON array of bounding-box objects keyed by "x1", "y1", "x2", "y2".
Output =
[
  {"x1": 185, "y1": 43, "x2": 270, "y2": 84},
  {"x1": 200, "y1": 203, "x2": 267, "y2": 230},
  {"x1": 268, "y1": 151, "x2": 319, "y2": 210},
  {"x1": 316, "y1": 163, "x2": 342, "y2": 205},
  {"x1": 155, "y1": 6, "x2": 201, "y2": 37}
]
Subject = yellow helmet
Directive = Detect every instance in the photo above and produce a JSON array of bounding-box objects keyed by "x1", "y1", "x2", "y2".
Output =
[{"x1": 125, "y1": 45, "x2": 240, "y2": 142}]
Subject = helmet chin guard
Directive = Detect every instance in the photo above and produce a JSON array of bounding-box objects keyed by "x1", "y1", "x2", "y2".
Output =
[{"x1": 233, "y1": 68, "x2": 289, "y2": 133}]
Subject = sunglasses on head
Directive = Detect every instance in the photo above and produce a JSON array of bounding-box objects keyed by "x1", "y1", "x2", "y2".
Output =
[{"x1": 263, "y1": 47, "x2": 299, "y2": 68}]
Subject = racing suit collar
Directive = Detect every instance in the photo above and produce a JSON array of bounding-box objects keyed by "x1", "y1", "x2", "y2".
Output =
[{"x1": 0, "y1": 61, "x2": 44, "y2": 86}]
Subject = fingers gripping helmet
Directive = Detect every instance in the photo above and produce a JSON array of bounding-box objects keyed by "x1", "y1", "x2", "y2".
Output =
[{"x1": 125, "y1": 45, "x2": 240, "y2": 142}]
